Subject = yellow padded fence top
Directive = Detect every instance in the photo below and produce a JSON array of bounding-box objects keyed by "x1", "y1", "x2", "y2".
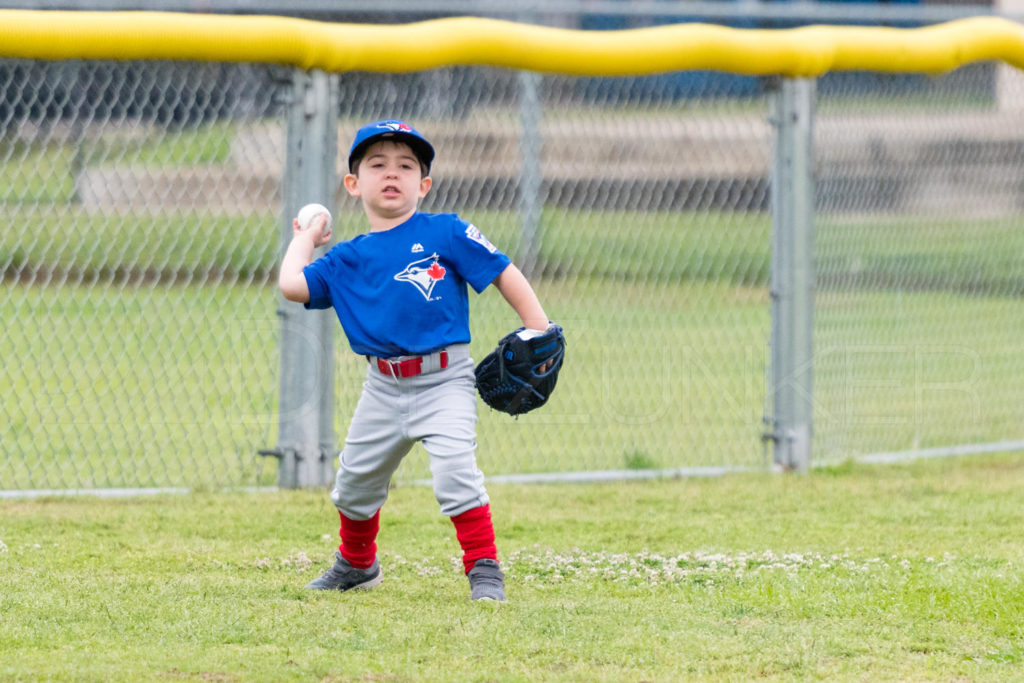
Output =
[{"x1": 1, "y1": 10, "x2": 1023, "y2": 77}]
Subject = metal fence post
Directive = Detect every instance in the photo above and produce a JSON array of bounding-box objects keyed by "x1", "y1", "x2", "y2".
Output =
[
  {"x1": 768, "y1": 77, "x2": 816, "y2": 472},
  {"x1": 518, "y1": 69, "x2": 543, "y2": 277},
  {"x1": 266, "y1": 68, "x2": 338, "y2": 488}
]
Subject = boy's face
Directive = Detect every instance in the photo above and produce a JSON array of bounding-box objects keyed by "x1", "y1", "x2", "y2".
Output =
[{"x1": 344, "y1": 140, "x2": 431, "y2": 224}]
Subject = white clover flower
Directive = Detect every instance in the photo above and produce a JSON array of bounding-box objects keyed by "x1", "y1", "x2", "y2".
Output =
[
  {"x1": 501, "y1": 546, "x2": 935, "y2": 587},
  {"x1": 291, "y1": 551, "x2": 313, "y2": 570}
]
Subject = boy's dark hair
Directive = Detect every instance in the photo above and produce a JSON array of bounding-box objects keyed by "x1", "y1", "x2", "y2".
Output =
[{"x1": 348, "y1": 119, "x2": 434, "y2": 176}]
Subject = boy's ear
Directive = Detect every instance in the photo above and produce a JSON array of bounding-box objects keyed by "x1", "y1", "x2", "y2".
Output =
[
  {"x1": 418, "y1": 176, "x2": 432, "y2": 198},
  {"x1": 343, "y1": 173, "x2": 361, "y2": 197}
]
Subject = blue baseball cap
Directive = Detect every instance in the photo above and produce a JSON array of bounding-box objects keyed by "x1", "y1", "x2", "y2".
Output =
[{"x1": 348, "y1": 119, "x2": 435, "y2": 174}]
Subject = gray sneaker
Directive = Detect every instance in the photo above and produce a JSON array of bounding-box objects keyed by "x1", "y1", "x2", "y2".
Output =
[
  {"x1": 467, "y1": 558, "x2": 506, "y2": 602},
  {"x1": 306, "y1": 552, "x2": 382, "y2": 592}
]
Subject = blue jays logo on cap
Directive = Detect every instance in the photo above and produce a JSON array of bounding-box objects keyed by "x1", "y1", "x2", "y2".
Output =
[{"x1": 348, "y1": 119, "x2": 435, "y2": 174}]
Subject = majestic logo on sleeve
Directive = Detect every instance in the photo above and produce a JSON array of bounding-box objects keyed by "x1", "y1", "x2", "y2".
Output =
[{"x1": 394, "y1": 253, "x2": 447, "y2": 301}]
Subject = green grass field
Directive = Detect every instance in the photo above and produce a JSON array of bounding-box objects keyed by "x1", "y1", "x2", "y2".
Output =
[
  {"x1": 3, "y1": 75, "x2": 1021, "y2": 682},
  {"x1": 6, "y1": 274, "x2": 1020, "y2": 489},
  {"x1": 4, "y1": 199, "x2": 1024, "y2": 489},
  {"x1": 1, "y1": 453, "x2": 1022, "y2": 681},
  {"x1": 1, "y1": 275, "x2": 771, "y2": 489},
  {"x1": 3, "y1": 91, "x2": 1023, "y2": 683}
]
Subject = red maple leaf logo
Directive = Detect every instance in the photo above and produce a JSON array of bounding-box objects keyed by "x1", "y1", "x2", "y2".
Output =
[{"x1": 426, "y1": 262, "x2": 446, "y2": 280}]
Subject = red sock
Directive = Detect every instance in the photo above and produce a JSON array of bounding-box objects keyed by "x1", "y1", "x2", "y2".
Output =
[
  {"x1": 338, "y1": 509, "x2": 379, "y2": 569},
  {"x1": 451, "y1": 504, "x2": 498, "y2": 574}
]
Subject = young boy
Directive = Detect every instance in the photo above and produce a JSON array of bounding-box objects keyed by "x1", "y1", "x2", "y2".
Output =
[{"x1": 278, "y1": 119, "x2": 551, "y2": 602}]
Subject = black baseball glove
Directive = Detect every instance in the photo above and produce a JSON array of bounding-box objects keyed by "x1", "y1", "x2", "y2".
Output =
[{"x1": 474, "y1": 323, "x2": 566, "y2": 416}]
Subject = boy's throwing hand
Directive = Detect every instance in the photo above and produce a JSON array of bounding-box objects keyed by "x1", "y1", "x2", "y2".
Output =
[{"x1": 292, "y1": 212, "x2": 333, "y2": 247}]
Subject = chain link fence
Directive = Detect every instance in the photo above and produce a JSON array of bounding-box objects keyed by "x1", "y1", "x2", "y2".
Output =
[
  {"x1": 814, "y1": 64, "x2": 1024, "y2": 463},
  {"x1": 2, "y1": 20, "x2": 1022, "y2": 492},
  {"x1": 1, "y1": 60, "x2": 289, "y2": 491}
]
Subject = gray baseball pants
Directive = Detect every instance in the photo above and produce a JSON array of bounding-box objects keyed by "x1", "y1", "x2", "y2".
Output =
[{"x1": 330, "y1": 344, "x2": 490, "y2": 521}]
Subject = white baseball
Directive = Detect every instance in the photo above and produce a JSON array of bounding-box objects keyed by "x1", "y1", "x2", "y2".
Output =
[{"x1": 297, "y1": 203, "x2": 332, "y2": 235}]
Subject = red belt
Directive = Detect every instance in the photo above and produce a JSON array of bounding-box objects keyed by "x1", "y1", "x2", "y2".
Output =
[{"x1": 375, "y1": 351, "x2": 449, "y2": 378}]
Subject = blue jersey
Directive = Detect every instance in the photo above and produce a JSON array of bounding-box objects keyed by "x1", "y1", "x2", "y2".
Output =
[{"x1": 303, "y1": 212, "x2": 511, "y2": 357}]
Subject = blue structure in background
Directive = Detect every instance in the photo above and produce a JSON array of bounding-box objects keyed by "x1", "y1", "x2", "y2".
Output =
[
  {"x1": 577, "y1": 2, "x2": 759, "y2": 101},
  {"x1": 575, "y1": 0, "x2": 926, "y2": 103}
]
